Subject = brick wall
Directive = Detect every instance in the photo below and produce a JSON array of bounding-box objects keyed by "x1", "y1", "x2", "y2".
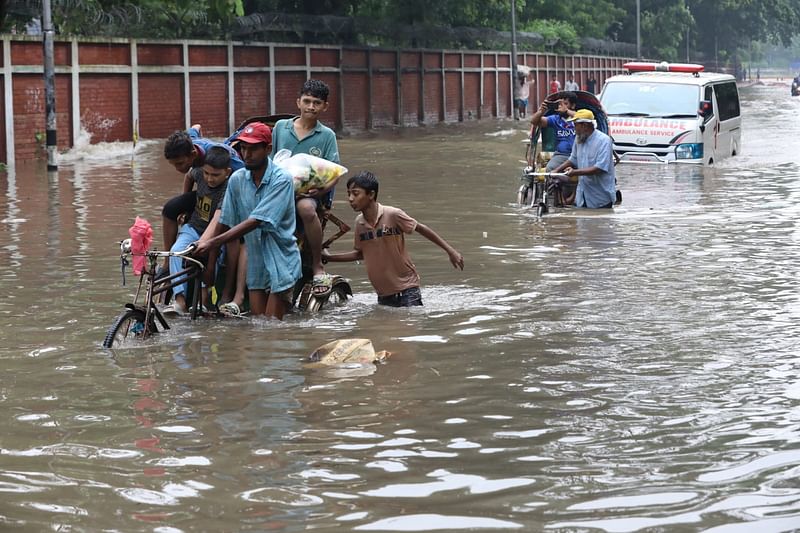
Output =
[
  {"x1": 12, "y1": 74, "x2": 72, "y2": 160},
  {"x1": 0, "y1": 36, "x2": 632, "y2": 164},
  {"x1": 139, "y1": 74, "x2": 183, "y2": 139},
  {"x1": 80, "y1": 44, "x2": 129, "y2": 65},
  {"x1": 234, "y1": 72, "x2": 270, "y2": 125},
  {"x1": 189, "y1": 73, "x2": 228, "y2": 137},
  {"x1": 80, "y1": 75, "x2": 131, "y2": 142}
]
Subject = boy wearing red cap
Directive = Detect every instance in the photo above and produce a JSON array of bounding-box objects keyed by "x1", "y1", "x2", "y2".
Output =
[{"x1": 194, "y1": 122, "x2": 301, "y2": 319}]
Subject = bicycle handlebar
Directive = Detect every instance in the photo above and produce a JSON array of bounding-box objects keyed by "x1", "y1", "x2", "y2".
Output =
[
  {"x1": 528, "y1": 172, "x2": 568, "y2": 177},
  {"x1": 118, "y1": 240, "x2": 204, "y2": 269}
]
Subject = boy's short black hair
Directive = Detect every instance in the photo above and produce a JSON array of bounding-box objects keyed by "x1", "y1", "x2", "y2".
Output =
[
  {"x1": 164, "y1": 130, "x2": 194, "y2": 159},
  {"x1": 300, "y1": 79, "x2": 330, "y2": 102},
  {"x1": 562, "y1": 92, "x2": 578, "y2": 106},
  {"x1": 204, "y1": 146, "x2": 231, "y2": 170},
  {"x1": 347, "y1": 171, "x2": 379, "y2": 198}
]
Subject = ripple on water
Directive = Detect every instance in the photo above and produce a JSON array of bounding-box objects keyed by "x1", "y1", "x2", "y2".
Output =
[
  {"x1": 354, "y1": 513, "x2": 524, "y2": 530},
  {"x1": 359, "y1": 469, "x2": 534, "y2": 498}
]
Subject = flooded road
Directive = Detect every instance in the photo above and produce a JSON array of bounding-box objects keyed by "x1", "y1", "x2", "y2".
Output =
[{"x1": 2, "y1": 83, "x2": 800, "y2": 531}]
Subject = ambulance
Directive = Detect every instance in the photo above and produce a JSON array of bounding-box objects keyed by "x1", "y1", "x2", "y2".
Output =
[{"x1": 600, "y1": 62, "x2": 741, "y2": 165}]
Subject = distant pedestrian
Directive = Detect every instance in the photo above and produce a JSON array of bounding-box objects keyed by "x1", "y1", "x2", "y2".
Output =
[
  {"x1": 587, "y1": 75, "x2": 597, "y2": 94},
  {"x1": 514, "y1": 72, "x2": 532, "y2": 119},
  {"x1": 565, "y1": 76, "x2": 579, "y2": 91},
  {"x1": 549, "y1": 76, "x2": 561, "y2": 94}
]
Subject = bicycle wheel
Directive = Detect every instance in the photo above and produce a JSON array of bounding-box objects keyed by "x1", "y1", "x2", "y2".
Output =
[
  {"x1": 305, "y1": 283, "x2": 351, "y2": 313},
  {"x1": 531, "y1": 181, "x2": 544, "y2": 207},
  {"x1": 103, "y1": 309, "x2": 151, "y2": 348}
]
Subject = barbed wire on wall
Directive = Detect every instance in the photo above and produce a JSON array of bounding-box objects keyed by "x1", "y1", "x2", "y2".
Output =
[{"x1": 234, "y1": 12, "x2": 633, "y2": 56}]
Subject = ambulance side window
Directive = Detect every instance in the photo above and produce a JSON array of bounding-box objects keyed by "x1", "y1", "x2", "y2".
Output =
[{"x1": 715, "y1": 82, "x2": 741, "y2": 121}]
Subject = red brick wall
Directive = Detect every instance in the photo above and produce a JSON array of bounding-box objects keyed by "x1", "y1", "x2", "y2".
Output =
[
  {"x1": 463, "y1": 72, "x2": 480, "y2": 120},
  {"x1": 234, "y1": 73, "x2": 270, "y2": 125},
  {"x1": 274, "y1": 72, "x2": 305, "y2": 114},
  {"x1": 189, "y1": 73, "x2": 228, "y2": 137},
  {"x1": 401, "y1": 72, "x2": 420, "y2": 125},
  {"x1": 423, "y1": 72, "x2": 442, "y2": 124},
  {"x1": 80, "y1": 44, "x2": 129, "y2": 65},
  {"x1": 342, "y1": 72, "x2": 368, "y2": 130},
  {"x1": 482, "y1": 72, "x2": 496, "y2": 117},
  {"x1": 138, "y1": 44, "x2": 182, "y2": 66},
  {"x1": 275, "y1": 47, "x2": 305, "y2": 66},
  {"x1": 234, "y1": 46, "x2": 269, "y2": 67},
  {"x1": 372, "y1": 73, "x2": 396, "y2": 127},
  {"x1": 311, "y1": 48, "x2": 338, "y2": 68},
  {"x1": 444, "y1": 72, "x2": 461, "y2": 122},
  {"x1": 190, "y1": 46, "x2": 227, "y2": 66},
  {"x1": 80, "y1": 75, "x2": 132, "y2": 142},
  {"x1": 0, "y1": 37, "x2": 632, "y2": 162},
  {"x1": 139, "y1": 74, "x2": 183, "y2": 138},
  {"x1": 12, "y1": 74, "x2": 72, "y2": 161},
  {"x1": 343, "y1": 49, "x2": 367, "y2": 68},
  {"x1": 12, "y1": 41, "x2": 70, "y2": 65}
]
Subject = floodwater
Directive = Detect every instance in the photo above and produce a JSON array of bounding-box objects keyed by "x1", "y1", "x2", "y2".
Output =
[{"x1": 1, "y1": 84, "x2": 800, "y2": 532}]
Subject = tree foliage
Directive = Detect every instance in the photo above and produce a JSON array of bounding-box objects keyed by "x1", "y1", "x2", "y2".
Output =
[{"x1": 2, "y1": 0, "x2": 799, "y2": 67}]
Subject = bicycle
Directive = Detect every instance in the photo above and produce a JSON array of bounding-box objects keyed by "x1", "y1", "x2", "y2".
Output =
[
  {"x1": 520, "y1": 170, "x2": 569, "y2": 217},
  {"x1": 104, "y1": 208, "x2": 354, "y2": 347},
  {"x1": 293, "y1": 208, "x2": 353, "y2": 312},
  {"x1": 103, "y1": 241, "x2": 204, "y2": 348}
]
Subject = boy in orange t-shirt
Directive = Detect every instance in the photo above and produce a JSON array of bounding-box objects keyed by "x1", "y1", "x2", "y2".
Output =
[{"x1": 323, "y1": 171, "x2": 464, "y2": 307}]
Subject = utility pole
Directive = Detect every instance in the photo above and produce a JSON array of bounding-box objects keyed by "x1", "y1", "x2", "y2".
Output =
[
  {"x1": 42, "y1": 0, "x2": 58, "y2": 170},
  {"x1": 510, "y1": 0, "x2": 519, "y2": 120},
  {"x1": 636, "y1": 0, "x2": 641, "y2": 59}
]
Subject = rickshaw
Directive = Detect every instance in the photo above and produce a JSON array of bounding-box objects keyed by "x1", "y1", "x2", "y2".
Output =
[{"x1": 517, "y1": 90, "x2": 616, "y2": 216}]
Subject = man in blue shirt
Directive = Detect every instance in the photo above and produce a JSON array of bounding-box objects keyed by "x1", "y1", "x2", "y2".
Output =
[
  {"x1": 553, "y1": 109, "x2": 617, "y2": 209},
  {"x1": 193, "y1": 122, "x2": 300, "y2": 320},
  {"x1": 271, "y1": 79, "x2": 340, "y2": 297},
  {"x1": 529, "y1": 91, "x2": 578, "y2": 172}
]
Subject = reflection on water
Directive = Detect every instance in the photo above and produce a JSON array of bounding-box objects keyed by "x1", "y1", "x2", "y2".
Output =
[{"x1": 2, "y1": 85, "x2": 800, "y2": 530}]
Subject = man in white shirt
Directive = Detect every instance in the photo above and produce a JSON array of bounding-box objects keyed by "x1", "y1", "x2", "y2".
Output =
[{"x1": 565, "y1": 75, "x2": 580, "y2": 91}]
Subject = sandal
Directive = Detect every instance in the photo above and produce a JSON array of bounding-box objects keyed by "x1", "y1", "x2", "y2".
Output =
[
  {"x1": 218, "y1": 302, "x2": 241, "y2": 317},
  {"x1": 311, "y1": 273, "x2": 333, "y2": 297}
]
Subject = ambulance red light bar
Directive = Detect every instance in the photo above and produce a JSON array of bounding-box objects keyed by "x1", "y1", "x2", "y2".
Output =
[{"x1": 624, "y1": 61, "x2": 705, "y2": 73}]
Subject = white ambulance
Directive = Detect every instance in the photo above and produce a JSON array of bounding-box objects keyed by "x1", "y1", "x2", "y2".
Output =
[{"x1": 600, "y1": 62, "x2": 741, "y2": 165}]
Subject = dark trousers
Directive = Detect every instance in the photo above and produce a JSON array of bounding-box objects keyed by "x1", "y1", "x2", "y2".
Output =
[{"x1": 377, "y1": 286, "x2": 423, "y2": 307}]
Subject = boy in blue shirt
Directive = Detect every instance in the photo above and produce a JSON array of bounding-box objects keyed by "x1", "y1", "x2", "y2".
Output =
[
  {"x1": 164, "y1": 146, "x2": 234, "y2": 315},
  {"x1": 270, "y1": 79, "x2": 340, "y2": 298},
  {"x1": 161, "y1": 126, "x2": 244, "y2": 269},
  {"x1": 529, "y1": 92, "x2": 578, "y2": 172}
]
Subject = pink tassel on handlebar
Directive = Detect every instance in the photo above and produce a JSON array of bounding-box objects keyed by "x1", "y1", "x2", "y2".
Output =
[{"x1": 128, "y1": 217, "x2": 153, "y2": 275}]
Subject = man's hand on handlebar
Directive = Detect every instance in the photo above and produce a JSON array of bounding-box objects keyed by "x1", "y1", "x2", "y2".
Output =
[{"x1": 190, "y1": 240, "x2": 212, "y2": 257}]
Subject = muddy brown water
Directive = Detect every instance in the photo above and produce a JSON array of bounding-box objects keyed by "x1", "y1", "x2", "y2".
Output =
[{"x1": 1, "y1": 84, "x2": 800, "y2": 531}]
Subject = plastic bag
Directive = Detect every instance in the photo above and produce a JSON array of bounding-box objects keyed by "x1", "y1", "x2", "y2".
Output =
[
  {"x1": 128, "y1": 216, "x2": 153, "y2": 276},
  {"x1": 273, "y1": 149, "x2": 348, "y2": 195}
]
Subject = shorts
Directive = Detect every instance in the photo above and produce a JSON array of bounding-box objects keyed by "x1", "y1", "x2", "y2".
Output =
[
  {"x1": 295, "y1": 189, "x2": 334, "y2": 232},
  {"x1": 514, "y1": 98, "x2": 528, "y2": 108},
  {"x1": 163, "y1": 191, "x2": 196, "y2": 221},
  {"x1": 546, "y1": 153, "x2": 570, "y2": 172},
  {"x1": 273, "y1": 287, "x2": 294, "y2": 305},
  {"x1": 377, "y1": 286, "x2": 423, "y2": 307}
]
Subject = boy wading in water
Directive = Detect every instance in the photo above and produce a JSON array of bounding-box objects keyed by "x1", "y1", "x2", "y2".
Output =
[{"x1": 323, "y1": 171, "x2": 464, "y2": 307}]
